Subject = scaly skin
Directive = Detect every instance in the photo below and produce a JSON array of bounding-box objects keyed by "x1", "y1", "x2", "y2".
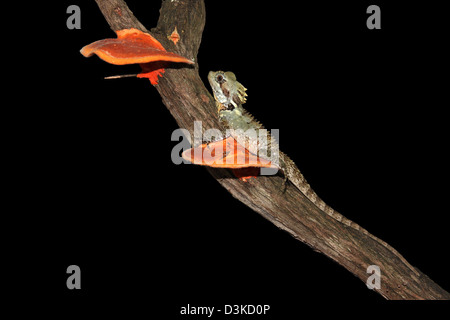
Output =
[{"x1": 207, "y1": 70, "x2": 419, "y2": 276}]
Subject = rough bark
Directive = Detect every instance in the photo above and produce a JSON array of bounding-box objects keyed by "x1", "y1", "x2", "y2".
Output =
[{"x1": 92, "y1": 0, "x2": 450, "y2": 300}]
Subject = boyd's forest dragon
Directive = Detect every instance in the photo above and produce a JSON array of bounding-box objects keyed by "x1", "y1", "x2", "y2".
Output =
[{"x1": 198, "y1": 70, "x2": 419, "y2": 276}]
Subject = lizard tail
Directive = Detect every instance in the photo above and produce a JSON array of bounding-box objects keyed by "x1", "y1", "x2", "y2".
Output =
[{"x1": 280, "y1": 152, "x2": 420, "y2": 277}]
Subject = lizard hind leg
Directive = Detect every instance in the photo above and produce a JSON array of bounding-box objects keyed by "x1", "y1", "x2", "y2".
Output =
[
  {"x1": 260, "y1": 166, "x2": 289, "y2": 193},
  {"x1": 273, "y1": 158, "x2": 289, "y2": 194},
  {"x1": 277, "y1": 167, "x2": 289, "y2": 194}
]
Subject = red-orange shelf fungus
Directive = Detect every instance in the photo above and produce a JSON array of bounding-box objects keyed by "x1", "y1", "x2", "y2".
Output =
[
  {"x1": 181, "y1": 136, "x2": 278, "y2": 181},
  {"x1": 80, "y1": 28, "x2": 194, "y2": 85}
]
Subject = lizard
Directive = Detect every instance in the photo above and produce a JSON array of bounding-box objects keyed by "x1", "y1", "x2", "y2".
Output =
[{"x1": 207, "y1": 70, "x2": 420, "y2": 276}]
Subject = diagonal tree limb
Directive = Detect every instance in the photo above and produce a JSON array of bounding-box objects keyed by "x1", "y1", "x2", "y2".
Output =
[{"x1": 92, "y1": 0, "x2": 449, "y2": 300}]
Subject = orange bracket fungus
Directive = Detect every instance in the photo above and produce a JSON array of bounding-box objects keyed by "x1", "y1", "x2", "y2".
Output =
[
  {"x1": 181, "y1": 136, "x2": 279, "y2": 182},
  {"x1": 80, "y1": 28, "x2": 194, "y2": 85}
]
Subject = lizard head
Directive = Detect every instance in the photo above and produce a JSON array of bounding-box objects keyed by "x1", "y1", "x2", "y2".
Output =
[{"x1": 208, "y1": 71, "x2": 247, "y2": 111}]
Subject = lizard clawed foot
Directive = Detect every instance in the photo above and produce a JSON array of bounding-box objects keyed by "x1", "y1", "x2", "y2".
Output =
[{"x1": 277, "y1": 170, "x2": 289, "y2": 195}]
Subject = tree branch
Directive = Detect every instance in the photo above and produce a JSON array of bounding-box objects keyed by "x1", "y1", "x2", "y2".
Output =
[{"x1": 92, "y1": 0, "x2": 450, "y2": 300}]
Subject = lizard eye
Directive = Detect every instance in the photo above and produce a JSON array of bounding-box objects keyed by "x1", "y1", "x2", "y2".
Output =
[{"x1": 216, "y1": 74, "x2": 225, "y2": 83}]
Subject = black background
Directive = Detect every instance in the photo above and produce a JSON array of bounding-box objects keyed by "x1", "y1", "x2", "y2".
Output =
[{"x1": 13, "y1": 0, "x2": 449, "y2": 315}]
